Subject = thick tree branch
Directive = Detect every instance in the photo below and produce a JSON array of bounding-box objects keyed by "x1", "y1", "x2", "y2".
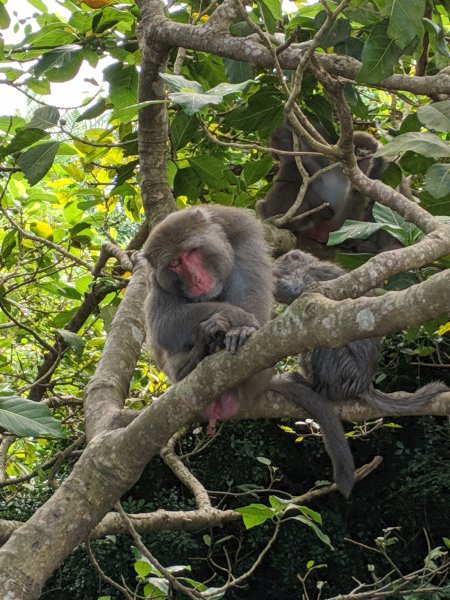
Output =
[
  {"x1": 136, "y1": 0, "x2": 176, "y2": 227},
  {"x1": 137, "y1": 0, "x2": 450, "y2": 95}
]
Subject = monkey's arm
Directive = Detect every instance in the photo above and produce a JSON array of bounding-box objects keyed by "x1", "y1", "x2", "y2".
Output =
[{"x1": 147, "y1": 293, "x2": 261, "y2": 382}]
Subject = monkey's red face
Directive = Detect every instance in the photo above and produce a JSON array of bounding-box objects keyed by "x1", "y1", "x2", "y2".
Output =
[{"x1": 168, "y1": 248, "x2": 215, "y2": 298}]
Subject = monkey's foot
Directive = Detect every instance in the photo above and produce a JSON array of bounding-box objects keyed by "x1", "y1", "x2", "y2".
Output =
[{"x1": 204, "y1": 391, "x2": 240, "y2": 435}]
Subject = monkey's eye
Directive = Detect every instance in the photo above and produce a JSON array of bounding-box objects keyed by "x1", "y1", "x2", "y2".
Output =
[{"x1": 168, "y1": 257, "x2": 181, "y2": 269}]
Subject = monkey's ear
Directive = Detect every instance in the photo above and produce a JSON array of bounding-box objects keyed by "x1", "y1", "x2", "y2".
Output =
[{"x1": 190, "y1": 207, "x2": 209, "y2": 225}]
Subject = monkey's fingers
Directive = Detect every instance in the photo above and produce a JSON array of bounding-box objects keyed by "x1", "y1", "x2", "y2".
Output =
[
  {"x1": 200, "y1": 314, "x2": 231, "y2": 343},
  {"x1": 225, "y1": 326, "x2": 257, "y2": 353}
]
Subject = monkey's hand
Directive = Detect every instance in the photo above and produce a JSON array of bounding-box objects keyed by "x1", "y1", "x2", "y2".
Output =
[
  {"x1": 225, "y1": 326, "x2": 257, "y2": 353},
  {"x1": 200, "y1": 310, "x2": 260, "y2": 353}
]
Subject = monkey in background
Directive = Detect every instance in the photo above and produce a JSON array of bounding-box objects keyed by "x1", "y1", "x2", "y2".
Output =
[
  {"x1": 144, "y1": 207, "x2": 355, "y2": 497},
  {"x1": 256, "y1": 125, "x2": 403, "y2": 254},
  {"x1": 272, "y1": 249, "x2": 448, "y2": 475}
]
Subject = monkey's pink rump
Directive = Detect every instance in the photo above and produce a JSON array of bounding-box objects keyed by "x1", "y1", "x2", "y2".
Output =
[{"x1": 203, "y1": 390, "x2": 240, "y2": 435}]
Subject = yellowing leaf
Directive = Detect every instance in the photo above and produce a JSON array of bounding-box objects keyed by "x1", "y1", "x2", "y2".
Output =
[{"x1": 30, "y1": 221, "x2": 53, "y2": 239}]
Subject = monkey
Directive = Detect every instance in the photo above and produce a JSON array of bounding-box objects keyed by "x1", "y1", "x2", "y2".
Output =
[
  {"x1": 272, "y1": 249, "x2": 448, "y2": 478},
  {"x1": 256, "y1": 125, "x2": 402, "y2": 254},
  {"x1": 143, "y1": 206, "x2": 356, "y2": 497},
  {"x1": 143, "y1": 205, "x2": 274, "y2": 436}
]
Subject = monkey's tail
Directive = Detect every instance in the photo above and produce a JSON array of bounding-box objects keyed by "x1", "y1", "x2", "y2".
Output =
[
  {"x1": 367, "y1": 381, "x2": 448, "y2": 414},
  {"x1": 269, "y1": 373, "x2": 355, "y2": 498}
]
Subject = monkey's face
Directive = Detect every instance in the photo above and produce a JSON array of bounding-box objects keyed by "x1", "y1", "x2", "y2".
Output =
[
  {"x1": 145, "y1": 208, "x2": 235, "y2": 301},
  {"x1": 272, "y1": 250, "x2": 309, "y2": 304}
]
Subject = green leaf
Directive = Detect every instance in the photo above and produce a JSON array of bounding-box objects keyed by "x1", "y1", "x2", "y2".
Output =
[
  {"x1": 56, "y1": 329, "x2": 85, "y2": 356},
  {"x1": 315, "y1": 12, "x2": 351, "y2": 48},
  {"x1": 242, "y1": 155, "x2": 273, "y2": 185},
  {"x1": 17, "y1": 22, "x2": 77, "y2": 50},
  {"x1": 0, "y1": 2, "x2": 10, "y2": 29},
  {"x1": 297, "y1": 505, "x2": 323, "y2": 525},
  {"x1": 357, "y1": 19, "x2": 403, "y2": 83},
  {"x1": 162, "y1": 74, "x2": 256, "y2": 116},
  {"x1": 423, "y1": 18, "x2": 450, "y2": 58},
  {"x1": 25, "y1": 106, "x2": 60, "y2": 131},
  {"x1": 189, "y1": 156, "x2": 226, "y2": 189},
  {"x1": 169, "y1": 91, "x2": 221, "y2": 116},
  {"x1": 375, "y1": 132, "x2": 450, "y2": 160},
  {"x1": 417, "y1": 100, "x2": 450, "y2": 132},
  {"x1": 0, "y1": 395, "x2": 65, "y2": 438},
  {"x1": 134, "y1": 560, "x2": 152, "y2": 577},
  {"x1": 223, "y1": 58, "x2": 255, "y2": 84},
  {"x1": 17, "y1": 141, "x2": 60, "y2": 186},
  {"x1": 0, "y1": 128, "x2": 48, "y2": 157},
  {"x1": 93, "y1": 7, "x2": 135, "y2": 34},
  {"x1": 160, "y1": 73, "x2": 203, "y2": 94},
  {"x1": 259, "y1": 0, "x2": 282, "y2": 20},
  {"x1": 225, "y1": 89, "x2": 284, "y2": 135},
  {"x1": 372, "y1": 202, "x2": 406, "y2": 228},
  {"x1": 143, "y1": 579, "x2": 169, "y2": 599},
  {"x1": 424, "y1": 164, "x2": 450, "y2": 199},
  {"x1": 328, "y1": 220, "x2": 384, "y2": 245},
  {"x1": 170, "y1": 112, "x2": 199, "y2": 152},
  {"x1": 292, "y1": 515, "x2": 334, "y2": 550},
  {"x1": 76, "y1": 99, "x2": 109, "y2": 122},
  {"x1": 34, "y1": 46, "x2": 83, "y2": 82},
  {"x1": 387, "y1": 0, "x2": 425, "y2": 48},
  {"x1": 235, "y1": 503, "x2": 275, "y2": 529},
  {"x1": 104, "y1": 63, "x2": 138, "y2": 112}
]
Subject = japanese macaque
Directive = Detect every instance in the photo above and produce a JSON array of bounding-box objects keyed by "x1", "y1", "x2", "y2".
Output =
[
  {"x1": 144, "y1": 206, "x2": 273, "y2": 435},
  {"x1": 256, "y1": 125, "x2": 402, "y2": 253},
  {"x1": 144, "y1": 207, "x2": 359, "y2": 496},
  {"x1": 272, "y1": 249, "x2": 448, "y2": 486}
]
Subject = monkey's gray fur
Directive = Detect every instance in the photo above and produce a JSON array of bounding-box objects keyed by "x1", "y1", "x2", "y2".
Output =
[{"x1": 144, "y1": 207, "x2": 358, "y2": 496}]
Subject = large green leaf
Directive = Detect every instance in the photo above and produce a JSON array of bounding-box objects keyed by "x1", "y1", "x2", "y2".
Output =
[
  {"x1": 0, "y1": 395, "x2": 65, "y2": 438},
  {"x1": 25, "y1": 106, "x2": 60, "y2": 131},
  {"x1": 189, "y1": 156, "x2": 226, "y2": 189},
  {"x1": 328, "y1": 220, "x2": 384, "y2": 245},
  {"x1": 16, "y1": 22, "x2": 77, "y2": 50},
  {"x1": 357, "y1": 19, "x2": 403, "y2": 83},
  {"x1": 161, "y1": 74, "x2": 256, "y2": 116},
  {"x1": 235, "y1": 503, "x2": 275, "y2": 529},
  {"x1": 424, "y1": 164, "x2": 450, "y2": 199},
  {"x1": 387, "y1": 0, "x2": 425, "y2": 48},
  {"x1": 242, "y1": 155, "x2": 273, "y2": 186},
  {"x1": 417, "y1": 101, "x2": 450, "y2": 132},
  {"x1": 259, "y1": 0, "x2": 282, "y2": 20},
  {"x1": 34, "y1": 46, "x2": 83, "y2": 82},
  {"x1": 0, "y1": 2, "x2": 10, "y2": 29},
  {"x1": 375, "y1": 132, "x2": 450, "y2": 160},
  {"x1": 104, "y1": 63, "x2": 138, "y2": 113},
  {"x1": 0, "y1": 128, "x2": 48, "y2": 157},
  {"x1": 17, "y1": 141, "x2": 60, "y2": 186},
  {"x1": 56, "y1": 329, "x2": 85, "y2": 356},
  {"x1": 170, "y1": 112, "x2": 200, "y2": 152}
]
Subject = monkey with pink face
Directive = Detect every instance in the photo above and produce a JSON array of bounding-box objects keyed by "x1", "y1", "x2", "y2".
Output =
[{"x1": 143, "y1": 205, "x2": 273, "y2": 435}]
